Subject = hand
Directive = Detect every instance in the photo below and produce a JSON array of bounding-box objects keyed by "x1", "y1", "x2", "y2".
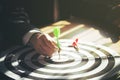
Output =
[{"x1": 29, "y1": 33, "x2": 58, "y2": 57}]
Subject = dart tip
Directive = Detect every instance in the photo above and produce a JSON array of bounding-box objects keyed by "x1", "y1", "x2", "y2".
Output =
[
  {"x1": 58, "y1": 48, "x2": 61, "y2": 53},
  {"x1": 74, "y1": 46, "x2": 79, "y2": 52},
  {"x1": 58, "y1": 48, "x2": 61, "y2": 59}
]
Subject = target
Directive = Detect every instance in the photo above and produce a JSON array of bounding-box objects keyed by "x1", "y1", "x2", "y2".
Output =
[{"x1": 0, "y1": 39, "x2": 120, "y2": 80}]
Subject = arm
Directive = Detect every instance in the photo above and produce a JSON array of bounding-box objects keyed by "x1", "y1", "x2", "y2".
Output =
[{"x1": 1, "y1": 0, "x2": 58, "y2": 56}]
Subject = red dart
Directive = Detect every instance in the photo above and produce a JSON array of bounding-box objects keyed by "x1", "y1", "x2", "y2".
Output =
[
  {"x1": 72, "y1": 42, "x2": 75, "y2": 46},
  {"x1": 72, "y1": 38, "x2": 79, "y2": 47},
  {"x1": 75, "y1": 38, "x2": 78, "y2": 43},
  {"x1": 72, "y1": 38, "x2": 79, "y2": 52}
]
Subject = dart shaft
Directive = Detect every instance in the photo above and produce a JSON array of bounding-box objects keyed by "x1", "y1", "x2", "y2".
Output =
[{"x1": 56, "y1": 38, "x2": 60, "y2": 48}]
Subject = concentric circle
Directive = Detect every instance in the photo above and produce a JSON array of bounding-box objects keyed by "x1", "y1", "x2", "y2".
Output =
[{"x1": 0, "y1": 39, "x2": 120, "y2": 80}]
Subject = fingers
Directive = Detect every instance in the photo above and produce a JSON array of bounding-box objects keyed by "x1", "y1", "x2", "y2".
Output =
[
  {"x1": 36, "y1": 45, "x2": 52, "y2": 57},
  {"x1": 36, "y1": 34, "x2": 58, "y2": 57},
  {"x1": 30, "y1": 33, "x2": 59, "y2": 57},
  {"x1": 42, "y1": 34, "x2": 58, "y2": 50}
]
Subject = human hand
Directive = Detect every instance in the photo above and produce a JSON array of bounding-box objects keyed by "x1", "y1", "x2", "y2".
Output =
[{"x1": 29, "y1": 33, "x2": 59, "y2": 57}]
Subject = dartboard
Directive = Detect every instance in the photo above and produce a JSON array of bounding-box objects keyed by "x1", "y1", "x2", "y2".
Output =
[{"x1": 0, "y1": 39, "x2": 120, "y2": 80}]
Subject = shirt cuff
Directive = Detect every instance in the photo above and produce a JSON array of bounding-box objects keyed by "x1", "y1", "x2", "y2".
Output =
[{"x1": 23, "y1": 28, "x2": 42, "y2": 45}]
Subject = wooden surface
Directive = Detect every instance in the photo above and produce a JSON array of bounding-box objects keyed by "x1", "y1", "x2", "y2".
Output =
[{"x1": 40, "y1": 20, "x2": 120, "y2": 55}]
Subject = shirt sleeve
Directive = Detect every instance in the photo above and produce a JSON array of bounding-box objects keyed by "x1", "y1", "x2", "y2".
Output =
[
  {"x1": 1, "y1": 0, "x2": 44, "y2": 46},
  {"x1": 23, "y1": 28, "x2": 42, "y2": 45}
]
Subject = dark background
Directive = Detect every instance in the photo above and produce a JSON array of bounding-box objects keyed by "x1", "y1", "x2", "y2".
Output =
[{"x1": 22, "y1": 0, "x2": 120, "y2": 28}]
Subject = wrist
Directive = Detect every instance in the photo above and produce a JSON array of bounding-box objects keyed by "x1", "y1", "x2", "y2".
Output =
[
  {"x1": 29, "y1": 33, "x2": 42, "y2": 44},
  {"x1": 23, "y1": 28, "x2": 42, "y2": 45}
]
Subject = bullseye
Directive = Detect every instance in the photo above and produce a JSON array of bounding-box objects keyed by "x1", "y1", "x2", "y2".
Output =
[
  {"x1": 0, "y1": 39, "x2": 120, "y2": 80},
  {"x1": 51, "y1": 55, "x2": 72, "y2": 62}
]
